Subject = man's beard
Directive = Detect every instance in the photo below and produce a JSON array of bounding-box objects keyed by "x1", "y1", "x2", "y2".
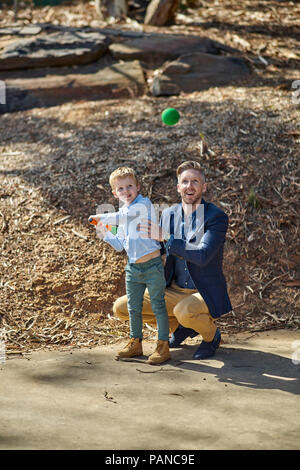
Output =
[{"x1": 182, "y1": 192, "x2": 202, "y2": 206}]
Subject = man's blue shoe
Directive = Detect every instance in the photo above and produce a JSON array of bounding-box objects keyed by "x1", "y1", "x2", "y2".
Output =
[
  {"x1": 193, "y1": 329, "x2": 221, "y2": 360},
  {"x1": 169, "y1": 325, "x2": 198, "y2": 348}
]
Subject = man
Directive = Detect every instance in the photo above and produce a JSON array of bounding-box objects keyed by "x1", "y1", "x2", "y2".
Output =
[{"x1": 113, "y1": 161, "x2": 232, "y2": 359}]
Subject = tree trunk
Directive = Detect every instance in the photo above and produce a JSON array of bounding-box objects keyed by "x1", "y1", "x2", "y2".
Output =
[
  {"x1": 95, "y1": 0, "x2": 128, "y2": 20},
  {"x1": 145, "y1": 0, "x2": 179, "y2": 26}
]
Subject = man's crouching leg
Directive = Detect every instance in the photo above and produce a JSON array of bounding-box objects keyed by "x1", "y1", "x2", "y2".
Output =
[
  {"x1": 113, "y1": 291, "x2": 179, "y2": 333},
  {"x1": 173, "y1": 293, "x2": 221, "y2": 359},
  {"x1": 113, "y1": 295, "x2": 130, "y2": 322}
]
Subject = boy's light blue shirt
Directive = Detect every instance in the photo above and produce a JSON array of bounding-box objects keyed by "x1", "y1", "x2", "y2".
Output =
[{"x1": 101, "y1": 194, "x2": 161, "y2": 263}]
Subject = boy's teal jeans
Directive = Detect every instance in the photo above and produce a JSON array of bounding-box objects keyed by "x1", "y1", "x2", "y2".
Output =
[{"x1": 125, "y1": 256, "x2": 169, "y2": 341}]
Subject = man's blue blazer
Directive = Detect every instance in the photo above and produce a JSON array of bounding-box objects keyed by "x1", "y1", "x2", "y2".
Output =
[{"x1": 162, "y1": 198, "x2": 232, "y2": 319}]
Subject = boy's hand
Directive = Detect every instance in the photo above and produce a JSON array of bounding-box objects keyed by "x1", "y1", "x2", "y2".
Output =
[
  {"x1": 89, "y1": 215, "x2": 108, "y2": 239},
  {"x1": 139, "y1": 219, "x2": 167, "y2": 242},
  {"x1": 95, "y1": 220, "x2": 108, "y2": 239}
]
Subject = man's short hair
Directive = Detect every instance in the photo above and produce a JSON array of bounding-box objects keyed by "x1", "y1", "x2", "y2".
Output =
[
  {"x1": 176, "y1": 161, "x2": 205, "y2": 182},
  {"x1": 109, "y1": 166, "x2": 138, "y2": 189}
]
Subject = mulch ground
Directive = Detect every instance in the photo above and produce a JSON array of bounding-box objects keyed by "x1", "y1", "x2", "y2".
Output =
[{"x1": 0, "y1": 0, "x2": 299, "y2": 355}]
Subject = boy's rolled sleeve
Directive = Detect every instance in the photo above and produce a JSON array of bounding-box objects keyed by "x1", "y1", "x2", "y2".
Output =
[{"x1": 103, "y1": 229, "x2": 125, "y2": 252}]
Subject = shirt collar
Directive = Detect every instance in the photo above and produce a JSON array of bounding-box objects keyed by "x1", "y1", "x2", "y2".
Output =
[{"x1": 120, "y1": 193, "x2": 143, "y2": 212}]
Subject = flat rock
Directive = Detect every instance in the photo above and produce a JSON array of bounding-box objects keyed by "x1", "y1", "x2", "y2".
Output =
[
  {"x1": 18, "y1": 25, "x2": 43, "y2": 36},
  {"x1": 0, "y1": 25, "x2": 43, "y2": 36},
  {"x1": 0, "y1": 27, "x2": 20, "y2": 36},
  {"x1": 0, "y1": 31, "x2": 110, "y2": 71},
  {"x1": 109, "y1": 34, "x2": 233, "y2": 67},
  {"x1": 0, "y1": 60, "x2": 145, "y2": 113},
  {"x1": 152, "y1": 52, "x2": 251, "y2": 95}
]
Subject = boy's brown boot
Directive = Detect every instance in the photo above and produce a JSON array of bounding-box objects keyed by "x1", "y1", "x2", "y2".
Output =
[
  {"x1": 115, "y1": 338, "x2": 143, "y2": 360},
  {"x1": 147, "y1": 340, "x2": 171, "y2": 365}
]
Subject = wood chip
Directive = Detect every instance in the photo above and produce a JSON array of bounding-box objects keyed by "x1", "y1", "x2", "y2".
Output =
[
  {"x1": 71, "y1": 229, "x2": 88, "y2": 241},
  {"x1": 53, "y1": 215, "x2": 71, "y2": 225}
]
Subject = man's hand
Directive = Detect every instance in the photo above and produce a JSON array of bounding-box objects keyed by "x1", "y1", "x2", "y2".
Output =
[{"x1": 139, "y1": 219, "x2": 168, "y2": 242}]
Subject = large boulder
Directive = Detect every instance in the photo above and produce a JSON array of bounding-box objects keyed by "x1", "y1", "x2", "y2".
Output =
[
  {"x1": 0, "y1": 31, "x2": 110, "y2": 71},
  {"x1": 0, "y1": 60, "x2": 146, "y2": 113},
  {"x1": 152, "y1": 52, "x2": 251, "y2": 95},
  {"x1": 109, "y1": 34, "x2": 233, "y2": 67}
]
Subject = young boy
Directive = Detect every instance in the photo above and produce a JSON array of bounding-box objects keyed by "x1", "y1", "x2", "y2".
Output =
[{"x1": 89, "y1": 167, "x2": 170, "y2": 365}]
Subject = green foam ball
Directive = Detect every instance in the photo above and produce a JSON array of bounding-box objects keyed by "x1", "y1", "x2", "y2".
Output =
[{"x1": 161, "y1": 108, "x2": 180, "y2": 126}]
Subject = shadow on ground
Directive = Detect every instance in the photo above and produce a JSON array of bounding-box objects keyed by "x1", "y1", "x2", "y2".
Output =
[{"x1": 172, "y1": 346, "x2": 300, "y2": 395}]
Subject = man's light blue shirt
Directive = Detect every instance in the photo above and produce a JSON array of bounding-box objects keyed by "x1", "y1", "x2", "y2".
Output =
[{"x1": 101, "y1": 194, "x2": 161, "y2": 263}]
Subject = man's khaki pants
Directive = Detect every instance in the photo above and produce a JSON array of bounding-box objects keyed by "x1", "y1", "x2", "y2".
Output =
[{"x1": 113, "y1": 282, "x2": 217, "y2": 342}]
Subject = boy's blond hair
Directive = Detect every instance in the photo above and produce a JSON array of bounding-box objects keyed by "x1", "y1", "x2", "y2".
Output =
[{"x1": 109, "y1": 166, "x2": 138, "y2": 189}]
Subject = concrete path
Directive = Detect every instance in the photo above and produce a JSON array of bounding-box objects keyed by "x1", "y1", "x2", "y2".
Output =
[{"x1": 0, "y1": 330, "x2": 299, "y2": 450}]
